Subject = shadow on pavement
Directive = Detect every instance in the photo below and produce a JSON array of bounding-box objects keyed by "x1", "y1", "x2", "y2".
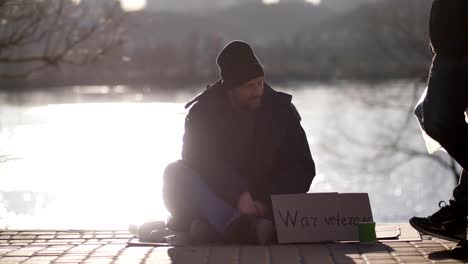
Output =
[
  {"x1": 166, "y1": 242, "x2": 396, "y2": 264},
  {"x1": 428, "y1": 249, "x2": 468, "y2": 262}
]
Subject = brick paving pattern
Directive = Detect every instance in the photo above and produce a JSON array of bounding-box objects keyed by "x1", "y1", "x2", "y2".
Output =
[{"x1": 0, "y1": 227, "x2": 466, "y2": 264}]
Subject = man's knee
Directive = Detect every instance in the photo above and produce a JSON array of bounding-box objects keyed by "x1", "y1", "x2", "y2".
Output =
[
  {"x1": 163, "y1": 160, "x2": 185, "y2": 185},
  {"x1": 162, "y1": 161, "x2": 206, "y2": 219},
  {"x1": 163, "y1": 161, "x2": 187, "y2": 215},
  {"x1": 163, "y1": 160, "x2": 195, "y2": 197},
  {"x1": 162, "y1": 160, "x2": 201, "y2": 210}
]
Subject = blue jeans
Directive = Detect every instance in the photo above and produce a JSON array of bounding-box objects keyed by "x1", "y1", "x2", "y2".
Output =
[
  {"x1": 163, "y1": 160, "x2": 240, "y2": 234},
  {"x1": 423, "y1": 54, "x2": 468, "y2": 208}
]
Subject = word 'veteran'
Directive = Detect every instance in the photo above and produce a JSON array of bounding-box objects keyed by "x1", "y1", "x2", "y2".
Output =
[{"x1": 277, "y1": 209, "x2": 372, "y2": 228}]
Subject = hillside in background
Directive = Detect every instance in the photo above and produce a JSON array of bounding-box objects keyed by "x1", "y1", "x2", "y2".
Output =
[{"x1": 2, "y1": 0, "x2": 433, "y2": 90}]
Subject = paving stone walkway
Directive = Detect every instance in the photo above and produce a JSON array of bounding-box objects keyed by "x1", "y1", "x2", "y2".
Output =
[{"x1": 0, "y1": 227, "x2": 466, "y2": 264}]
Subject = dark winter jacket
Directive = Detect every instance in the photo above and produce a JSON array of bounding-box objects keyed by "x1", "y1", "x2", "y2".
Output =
[
  {"x1": 430, "y1": 0, "x2": 468, "y2": 57},
  {"x1": 182, "y1": 81, "x2": 315, "y2": 207}
]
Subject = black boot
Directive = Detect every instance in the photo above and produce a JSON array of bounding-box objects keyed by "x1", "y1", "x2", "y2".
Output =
[
  {"x1": 223, "y1": 215, "x2": 275, "y2": 245},
  {"x1": 410, "y1": 200, "x2": 467, "y2": 242},
  {"x1": 137, "y1": 221, "x2": 166, "y2": 242},
  {"x1": 166, "y1": 214, "x2": 193, "y2": 232},
  {"x1": 189, "y1": 218, "x2": 221, "y2": 244},
  {"x1": 451, "y1": 240, "x2": 468, "y2": 260}
]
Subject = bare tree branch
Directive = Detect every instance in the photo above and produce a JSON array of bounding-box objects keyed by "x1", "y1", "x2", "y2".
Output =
[
  {"x1": 0, "y1": 0, "x2": 126, "y2": 80},
  {"x1": 0, "y1": 155, "x2": 21, "y2": 163},
  {"x1": 319, "y1": 0, "x2": 460, "y2": 182}
]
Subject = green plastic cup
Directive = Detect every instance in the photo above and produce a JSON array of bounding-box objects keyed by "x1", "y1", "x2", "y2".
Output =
[{"x1": 358, "y1": 222, "x2": 377, "y2": 243}]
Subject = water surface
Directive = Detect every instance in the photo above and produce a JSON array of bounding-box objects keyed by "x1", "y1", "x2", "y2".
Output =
[{"x1": 0, "y1": 82, "x2": 456, "y2": 229}]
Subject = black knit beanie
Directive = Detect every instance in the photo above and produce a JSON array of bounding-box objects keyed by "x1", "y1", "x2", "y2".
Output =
[{"x1": 216, "y1": 40, "x2": 264, "y2": 89}]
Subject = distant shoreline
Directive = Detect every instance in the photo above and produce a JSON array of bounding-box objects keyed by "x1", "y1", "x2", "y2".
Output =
[
  {"x1": 0, "y1": 78, "x2": 424, "y2": 103},
  {"x1": 0, "y1": 72, "x2": 427, "y2": 93}
]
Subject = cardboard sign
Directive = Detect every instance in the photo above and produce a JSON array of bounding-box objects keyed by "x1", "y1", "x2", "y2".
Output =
[{"x1": 271, "y1": 193, "x2": 373, "y2": 243}]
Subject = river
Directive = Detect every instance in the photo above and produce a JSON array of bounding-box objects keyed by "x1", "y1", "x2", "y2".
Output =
[{"x1": 0, "y1": 81, "x2": 457, "y2": 229}]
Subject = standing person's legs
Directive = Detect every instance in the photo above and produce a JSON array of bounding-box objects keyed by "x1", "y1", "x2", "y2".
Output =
[
  {"x1": 163, "y1": 160, "x2": 240, "y2": 234},
  {"x1": 424, "y1": 55, "x2": 468, "y2": 210},
  {"x1": 410, "y1": 55, "x2": 468, "y2": 242},
  {"x1": 423, "y1": 55, "x2": 468, "y2": 170},
  {"x1": 453, "y1": 170, "x2": 468, "y2": 213}
]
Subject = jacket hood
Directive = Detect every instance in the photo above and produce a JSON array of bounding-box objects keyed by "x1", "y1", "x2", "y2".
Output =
[
  {"x1": 184, "y1": 80, "x2": 292, "y2": 110},
  {"x1": 184, "y1": 79, "x2": 223, "y2": 109}
]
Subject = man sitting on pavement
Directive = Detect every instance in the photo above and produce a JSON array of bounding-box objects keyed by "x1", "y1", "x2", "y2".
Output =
[{"x1": 162, "y1": 40, "x2": 316, "y2": 244}]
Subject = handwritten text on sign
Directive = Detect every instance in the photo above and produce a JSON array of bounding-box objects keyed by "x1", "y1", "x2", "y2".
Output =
[
  {"x1": 277, "y1": 209, "x2": 372, "y2": 228},
  {"x1": 271, "y1": 193, "x2": 373, "y2": 243}
]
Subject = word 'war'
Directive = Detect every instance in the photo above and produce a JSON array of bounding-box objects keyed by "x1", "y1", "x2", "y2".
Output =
[{"x1": 277, "y1": 209, "x2": 372, "y2": 228}]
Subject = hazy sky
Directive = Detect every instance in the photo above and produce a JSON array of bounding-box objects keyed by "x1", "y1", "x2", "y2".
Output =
[{"x1": 121, "y1": 0, "x2": 321, "y2": 11}]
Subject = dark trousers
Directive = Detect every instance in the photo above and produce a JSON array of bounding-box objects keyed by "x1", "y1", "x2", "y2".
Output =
[
  {"x1": 163, "y1": 160, "x2": 240, "y2": 234},
  {"x1": 453, "y1": 170, "x2": 468, "y2": 209},
  {"x1": 424, "y1": 54, "x2": 468, "y2": 207}
]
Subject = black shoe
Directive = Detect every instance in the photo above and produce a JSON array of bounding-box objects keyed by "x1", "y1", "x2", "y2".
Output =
[
  {"x1": 166, "y1": 215, "x2": 193, "y2": 232},
  {"x1": 189, "y1": 219, "x2": 221, "y2": 244},
  {"x1": 223, "y1": 215, "x2": 275, "y2": 245},
  {"x1": 409, "y1": 200, "x2": 467, "y2": 242},
  {"x1": 451, "y1": 240, "x2": 468, "y2": 260},
  {"x1": 137, "y1": 221, "x2": 166, "y2": 242}
]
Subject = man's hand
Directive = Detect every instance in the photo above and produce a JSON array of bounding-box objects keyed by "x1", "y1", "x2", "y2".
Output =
[
  {"x1": 254, "y1": 200, "x2": 269, "y2": 217},
  {"x1": 237, "y1": 192, "x2": 257, "y2": 215}
]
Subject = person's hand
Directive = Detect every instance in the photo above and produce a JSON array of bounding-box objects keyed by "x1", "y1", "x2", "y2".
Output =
[
  {"x1": 253, "y1": 200, "x2": 269, "y2": 217},
  {"x1": 237, "y1": 192, "x2": 257, "y2": 215}
]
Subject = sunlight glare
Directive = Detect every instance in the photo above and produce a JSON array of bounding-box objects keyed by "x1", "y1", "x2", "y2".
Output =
[
  {"x1": 263, "y1": 0, "x2": 279, "y2": 4},
  {"x1": 264, "y1": 0, "x2": 321, "y2": 5},
  {"x1": 121, "y1": 0, "x2": 146, "y2": 11},
  {"x1": 1, "y1": 102, "x2": 186, "y2": 229}
]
